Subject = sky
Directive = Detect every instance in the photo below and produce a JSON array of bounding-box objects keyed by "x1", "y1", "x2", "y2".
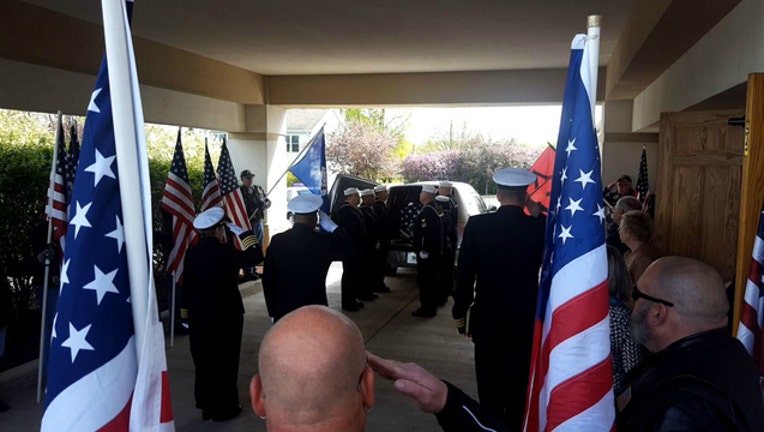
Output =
[{"x1": 389, "y1": 106, "x2": 563, "y2": 149}]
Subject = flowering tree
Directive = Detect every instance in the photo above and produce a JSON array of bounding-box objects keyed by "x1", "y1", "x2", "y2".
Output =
[{"x1": 326, "y1": 122, "x2": 400, "y2": 181}]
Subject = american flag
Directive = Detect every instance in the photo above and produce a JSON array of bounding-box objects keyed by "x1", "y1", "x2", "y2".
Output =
[
  {"x1": 41, "y1": 1, "x2": 174, "y2": 430},
  {"x1": 635, "y1": 146, "x2": 649, "y2": 202},
  {"x1": 524, "y1": 34, "x2": 615, "y2": 432},
  {"x1": 737, "y1": 198, "x2": 764, "y2": 376},
  {"x1": 218, "y1": 137, "x2": 252, "y2": 238},
  {"x1": 200, "y1": 139, "x2": 223, "y2": 211},
  {"x1": 161, "y1": 129, "x2": 197, "y2": 283},
  {"x1": 46, "y1": 116, "x2": 68, "y2": 245},
  {"x1": 66, "y1": 123, "x2": 81, "y2": 202}
]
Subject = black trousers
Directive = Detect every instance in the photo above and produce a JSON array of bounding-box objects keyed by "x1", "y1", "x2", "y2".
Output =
[
  {"x1": 416, "y1": 255, "x2": 439, "y2": 313},
  {"x1": 438, "y1": 249, "x2": 455, "y2": 304},
  {"x1": 341, "y1": 258, "x2": 363, "y2": 307},
  {"x1": 189, "y1": 314, "x2": 244, "y2": 416},
  {"x1": 474, "y1": 340, "x2": 531, "y2": 430},
  {"x1": 373, "y1": 244, "x2": 390, "y2": 290}
]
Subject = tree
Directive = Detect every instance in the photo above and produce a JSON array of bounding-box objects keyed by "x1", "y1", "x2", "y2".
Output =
[{"x1": 326, "y1": 122, "x2": 400, "y2": 181}]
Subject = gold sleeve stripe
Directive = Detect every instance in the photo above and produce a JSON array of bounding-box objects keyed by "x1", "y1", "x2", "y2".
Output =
[
  {"x1": 454, "y1": 318, "x2": 466, "y2": 327},
  {"x1": 240, "y1": 235, "x2": 258, "y2": 249}
]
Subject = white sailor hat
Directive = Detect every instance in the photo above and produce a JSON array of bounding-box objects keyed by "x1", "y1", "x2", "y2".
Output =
[
  {"x1": 373, "y1": 184, "x2": 387, "y2": 193},
  {"x1": 344, "y1": 187, "x2": 360, "y2": 196},
  {"x1": 421, "y1": 184, "x2": 437, "y2": 194},
  {"x1": 438, "y1": 180, "x2": 453, "y2": 188},
  {"x1": 359, "y1": 188, "x2": 374, "y2": 197},
  {"x1": 435, "y1": 195, "x2": 450, "y2": 203},
  {"x1": 492, "y1": 168, "x2": 536, "y2": 190},
  {"x1": 287, "y1": 194, "x2": 323, "y2": 215},
  {"x1": 193, "y1": 207, "x2": 225, "y2": 230}
]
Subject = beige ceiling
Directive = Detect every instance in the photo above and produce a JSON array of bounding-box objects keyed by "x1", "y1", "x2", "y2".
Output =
[{"x1": 22, "y1": 0, "x2": 633, "y2": 76}]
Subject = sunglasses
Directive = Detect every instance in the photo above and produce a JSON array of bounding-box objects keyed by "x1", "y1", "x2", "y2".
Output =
[{"x1": 632, "y1": 284, "x2": 674, "y2": 307}]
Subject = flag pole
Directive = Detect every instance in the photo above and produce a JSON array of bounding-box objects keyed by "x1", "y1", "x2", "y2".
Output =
[
  {"x1": 586, "y1": 15, "x2": 601, "y2": 120},
  {"x1": 101, "y1": 0, "x2": 150, "y2": 360},
  {"x1": 170, "y1": 279, "x2": 175, "y2": 347},
  {"x1": 37, "y1": 111, "x2": 62, "y2": 403}
]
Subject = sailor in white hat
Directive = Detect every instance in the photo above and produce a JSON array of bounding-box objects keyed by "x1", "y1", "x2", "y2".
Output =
[
  {"x1": 451, "y1": 167, "x2": 544, "y2": 428},
  {"x1": 182, "y1": 206, "x2": 264, "y2": 421},
  {"x1": 263, "y1": 194, "x2": 354, "y2": 322},
  {"x1": 411, "y1": 183, "x2": 443, "y2": 318},
  {"x1": 334, "y1": 186, "x2": 366, "y2": 311},
  {"x1": 371, "y1": 184, "x2": 393, "y2": 293}
]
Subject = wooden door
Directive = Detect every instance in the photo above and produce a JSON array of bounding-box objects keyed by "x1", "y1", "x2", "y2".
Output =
[
  {"x1": 733, "y1": 74, "x2": 764, "y2": 332},
  {"x1": 655, "y1": 109, "x2": 745, "y2": 281}
]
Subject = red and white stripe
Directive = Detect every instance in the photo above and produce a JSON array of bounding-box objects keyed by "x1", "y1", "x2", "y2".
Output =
[
  {"x1": 223, "y1": 189, "x2": 253, "y2": 241},
  {"x1": 737, "y1": 214, "x2": 764, "y2": 375},
  {"x1": 200, "y1": 179, "x2": 222, "y2": 211},
  {"x1": 47, "y1": 171, "x2": 68, "y2": 239},
  {"x1": 161, "y1": 171, "x2": 197, "y2": 283},
  {"x1": 525, "y1": 246, "x2": 614, "y2": 431}
]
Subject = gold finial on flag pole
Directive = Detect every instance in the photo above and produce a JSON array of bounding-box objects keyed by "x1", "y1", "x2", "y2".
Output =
[{"x1": 587, "y1": 15, "x2": 601, "y2": 28}]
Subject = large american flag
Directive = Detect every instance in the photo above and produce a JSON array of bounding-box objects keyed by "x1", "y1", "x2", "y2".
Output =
[
  {"x1": 737, "y1": 198, "x2": 764, "y2": 376},
  {"x1": 41, "y1": 0, "x2": 174, "y2": 430},
  {"x1": 200, "y1": 140, "x2": 223, "y2": 211},
  {"x1": 46, "y1": 117, "x2": 69, "y2": 245},
  {"x1": 161, "y1": 129, "x2": 197, "y2": 283},
  {"x1": 524, "y1": 34, "x2": 615, "y2": 432},
  {"x1": 218, "y1": 137, "x2": 252, "y2": 235}
]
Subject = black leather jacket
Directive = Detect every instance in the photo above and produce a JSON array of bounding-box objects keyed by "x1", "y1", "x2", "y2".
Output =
[{"x1": 617, "y1": 329, "x2": 764, "y2": 432}]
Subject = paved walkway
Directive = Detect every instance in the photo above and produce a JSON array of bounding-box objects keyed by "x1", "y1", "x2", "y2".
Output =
[{"x1": 0, "y1": 263, "x2": 477, "y2": 431}]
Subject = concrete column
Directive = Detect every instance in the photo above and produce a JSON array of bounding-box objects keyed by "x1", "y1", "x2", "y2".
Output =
[
  {"x1": 228, "y1": 105, "x2": 289, "y2": 244},
  {"x1": 601, "y1": 100, "x2": 658, "y2": 192}
]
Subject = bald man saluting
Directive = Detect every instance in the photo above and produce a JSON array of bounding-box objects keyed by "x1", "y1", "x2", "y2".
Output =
[{"x1": 251, "y1": 306, "x2": 375, "y2": 432}]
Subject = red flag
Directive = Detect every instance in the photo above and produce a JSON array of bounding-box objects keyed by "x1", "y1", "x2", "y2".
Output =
[
  {"x1": 525, "y1": 144, "x2": 556, "y2": 214},
  {"x1": 217, "y1": 137, "x2": 252, "y2": 248},
  {"x1": 160, "y1": 129, "x2": 197, "y2": 283},
  {"x1": 737, "y1": 198, "x2": 764, "y2": 376},
  {"x1": 200, "y1": 140, "x2": 223, "y2": 211},
  {"x1": 524, "y1": 33, "x2": 614, "y2": 432}
]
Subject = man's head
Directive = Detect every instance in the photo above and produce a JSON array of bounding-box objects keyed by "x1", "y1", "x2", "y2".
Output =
[
  {"x1": 437, "y1": 180, "x2": 453, "y2": 197},
  {"x1": 613, "y1": 196, "x2": 642, "y2": 225},
  {"x1": 419, "y1": 185, "x2": 436, "y2": 205},
  {"x1": 360, "y1": 189, "x2": 374, "y2": 205},
  {"x1": 618, "y1": 210, "x2": 653, "y2": 244},
  {"x1": 492, "y1": 168, "x2": 535, "y2": 206},
  {"x1": 241, "y1": 169, "x2": 254, "y2": 187},
  {"x1": 630, "y1": 256, "x2": 729, "y2": 353},
  {"x1": 344, "y1": 188, "x2": 361, "y2": 207},
  {"x1": 373, "y1": 185, "x2": 388, "y2": 202},
  {"x1": 616, "y1": 174, "x2": 632, "y2": 196},
  {"x1": 288, "y1": 194, "x2": 323, "y2": 227},
  {"x1": 251, "y1": 306, "x2": 373, "y2": 431},
  {"x1": 193, "y1": 207, "x2": 227, "y2": 240}
]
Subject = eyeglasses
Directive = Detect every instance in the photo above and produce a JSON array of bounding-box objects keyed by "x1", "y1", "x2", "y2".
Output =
[{"x1": 632, "y1": 284, "x2": 674, "y2": 307}]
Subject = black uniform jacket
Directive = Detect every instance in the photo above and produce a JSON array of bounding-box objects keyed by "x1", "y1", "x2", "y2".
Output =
[
  {"x1": 453, "y1": 205, "x2": 545, "y2": 343},
  {"x1": 413, "y1": 203, "x2": 442, "y2": 256},
  {"x1": 359, "y1": 204, "x2": 378, "y2": 250},
  {"x1": 262, "y1": 224, "x2": 352, "y2": 321},
  {"x1": 617, "y1": 328, "x2": 764, "y2": 432},
  {"x1": 372, "y1": 200, "x2": 395, "y2": 246},
  {"x1": 435, "y1": 381, "x2": 512, "y2": 432},
  {"x1": 334, "y1": 203, "x2": 366, "y2": 257},
  {"x1": 182, "y1": 235, "x2": 264, "y2": 323}
]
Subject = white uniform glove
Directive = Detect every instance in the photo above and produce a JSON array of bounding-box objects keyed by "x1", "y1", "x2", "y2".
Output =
[
  {"x1": 226, "y1": 223, "x2": 245, "y2": 236},
  {"x1": 419, "y1": 251, "x2": 429, "y2": 259},
  {"x1": 318, "y1": 211, "x2": 338, "y2": 233}
]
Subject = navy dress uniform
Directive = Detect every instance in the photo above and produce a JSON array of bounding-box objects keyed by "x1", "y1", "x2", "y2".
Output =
[
  {"x1": 333, "y1": 187, "x2": 366, "y2": 311},
  {"x1": 452, "y1": 168, "x2": 545, "y2": 428},
  {"x1": 435, "y1": 183, "x2": 458, "y2": 305},
  {"x1": 358, "y1": 189, "x2": 379, "y2": 301},
  {"x1": 372, "y1": 184, "x2": 394, "y2": 293},
  {"x1": 412, "y1": 184, "x2": 443, "y2": 317},
  {"x1": 263, "y1": 195, "x2": 352, "y2": 322},
  {"x1": 182, "y1": 207, "x2": 264, "y2": 421}
]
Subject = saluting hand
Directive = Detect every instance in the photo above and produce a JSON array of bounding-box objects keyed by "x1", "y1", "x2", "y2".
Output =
[{"x1": 367, "y1": 352, "x2": 448, "y2": 414}]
